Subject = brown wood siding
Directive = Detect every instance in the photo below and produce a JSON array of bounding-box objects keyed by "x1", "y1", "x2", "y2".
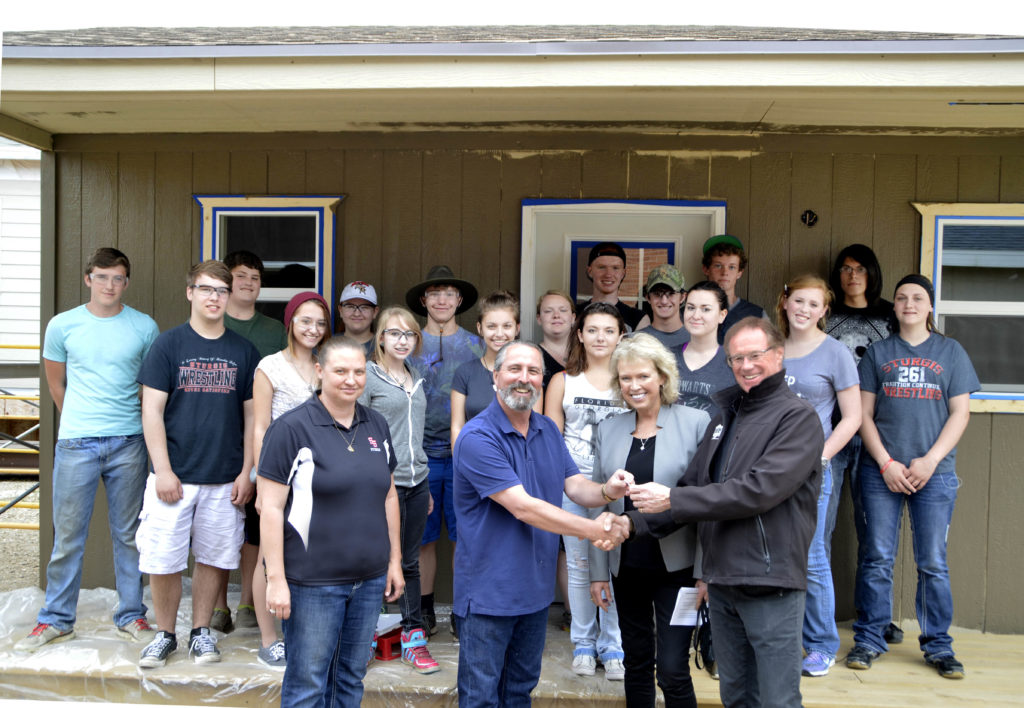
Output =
[{"x1": 43, "y1": 131, "x2": 1024, "y2": 632}]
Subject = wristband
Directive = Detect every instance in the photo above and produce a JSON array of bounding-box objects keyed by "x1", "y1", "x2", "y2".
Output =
[
  {"x1": 601, "y1": 483, "x2": 615, "y2": 503},
  {"x1": 880, "y1": 458, "x2": 894, "y2": 475}
]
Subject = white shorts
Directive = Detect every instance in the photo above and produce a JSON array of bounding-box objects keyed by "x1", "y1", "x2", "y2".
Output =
[{"x1": 136, "y1": 476, "x2": 244, "y2": 574}]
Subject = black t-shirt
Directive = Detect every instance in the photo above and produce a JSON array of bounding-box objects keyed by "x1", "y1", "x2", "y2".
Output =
[
  {"x1": 540, "y1": 346, "x2": 566, "y2": 392},
  {"x1": 259, "y1": 397, "x2": 397, "y2": 585},
  {"x1": 620, "y1": 436, "x2": 665, "y2": 571},
  {"x1": 137, "y1": 323, "x2": 259, "y2": 484}
]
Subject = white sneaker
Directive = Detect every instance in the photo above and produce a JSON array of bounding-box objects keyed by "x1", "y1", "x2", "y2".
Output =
[
  {"x1": 572, "y1": 653, "x2": 596, "y2": 676},
  {"x1": 603, "y1": 658, "x2": 626, "y2": 681}
]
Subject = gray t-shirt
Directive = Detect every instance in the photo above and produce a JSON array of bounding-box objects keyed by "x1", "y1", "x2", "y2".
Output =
[
  {"x1": 784, "y1": 336, "x2": 860, "y2": 439},
  {"x1": 859, "y1": 333, "x2": 979, "y2": 475},
  {"x1": 677, "y1": 346, "x2": 734, "y2": 419},
  {"x1": 452, "y1": 357, "x2": 496, "y2": 423},
  {"x1": 639, "y1": 325, "x2": 690, "y2": 353}
]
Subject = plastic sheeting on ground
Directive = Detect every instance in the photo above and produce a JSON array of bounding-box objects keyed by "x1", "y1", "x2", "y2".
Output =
[{"x1": 0, "y1": 585, "x2": 637, "y2": 706}]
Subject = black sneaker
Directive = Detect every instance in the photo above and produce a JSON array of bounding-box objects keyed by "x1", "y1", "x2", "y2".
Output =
[
  {"x1": 884, "y1": 622, "x2": 904, "y2": 644},
  {"x1": 926, "y1": 655, "x2": 965, "y2": 679},
  {"x1": 139, "y1": 631, "x2": 177, "y2": 668},
  {"x1": 423, "y1": 610, "x2": 438, "y2": 636},
  {"x1": 188, "y1": 627, "x2": 221, "y2": 664},
  {"x1": 845, "y1": 645, "x2": 879, "y2": 670},
  {"x1": 559, "y1": 609, "x2": 572, "y2": 632},
  {"x1": 450, "y1": 613, "x2": 459, "y2": 642}
]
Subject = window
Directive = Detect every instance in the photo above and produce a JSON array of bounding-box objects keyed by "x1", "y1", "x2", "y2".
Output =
[
  {"x1": 194, "y1": 195, "x2": 342, "y2": 320},
  {"x1": 520, "y1": 199, "x2": 727, "y2": 341},
  {"x1": 915, "y1": 202, "x2": 1024, "y2": 413}
]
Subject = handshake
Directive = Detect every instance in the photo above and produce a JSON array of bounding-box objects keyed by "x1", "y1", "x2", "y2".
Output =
[{"x1": 587, "y1": 471, "x2": 674, "y2": 551}]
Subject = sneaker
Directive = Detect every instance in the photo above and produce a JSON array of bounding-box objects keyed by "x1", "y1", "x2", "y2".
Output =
[
  {"x1": 450, "y1": 613, "x2": 459, "y2": 642},
  {"x1": 572, "y1": 653, "x2": 597, "y2": 676},
  {"x1": 139, "y1": 631, "x2": 177, "y2": 668},
  {"x1": 118, "y1": 618, "x2": 156, "y2": 642},
  {"x1": 926, "y1": 654, "x2": 965, "y2": 680},
  {"x1": 802, "y1": 651, "x2": 835, "y2": 677},
  {"x1": 401, "y1": 629, "x2": 440, "y2": 674},
  {"x1": 14, "y1": 623, "x2": 75, "y2": 652},
  {"x1": 559, "y1": 609, "x2": 572, "y2": 632},
  {"x1": 209, "y1": 608, "x2": 234, "y2": 634},
  {"x1": 257, "y1": 639, "x2": 287, "y2": 670},
  {"x1": 845, "y1": 645, "x2": 879, "y2": 670},
  {"x1": 422, "y1": 610, "x2": 438, "y2": 636},
  {"x1": 708, "y1": 662, "x2": 719, "y2": 680},
  {"x1": 188, "y1": 627, "x2": 221, "y2": 664},
  {"x1": 368, "y1": 632, "x2": 377, "y2": 668},
  {"x1": 603, "y1": 658, "x2": 625, "y2": 681},
  {"x1": 884, "y1": 622, "x2": 904, "y2": 644},
  {"x1": 235, "y1": 605, "x2": 258, "y2": 629}
]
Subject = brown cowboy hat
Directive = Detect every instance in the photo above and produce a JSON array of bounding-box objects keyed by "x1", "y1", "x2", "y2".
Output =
[{"x1": 405, "y1": 265, "x2": 479, "y2": 317}]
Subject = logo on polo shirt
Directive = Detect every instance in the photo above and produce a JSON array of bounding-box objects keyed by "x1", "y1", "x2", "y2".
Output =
[{"x1": 367, "y1": 436, "x2": 381, "y2": 452}]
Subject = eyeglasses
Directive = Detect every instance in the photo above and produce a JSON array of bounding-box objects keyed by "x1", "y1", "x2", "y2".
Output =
[
  {"x1": 424, "y1": 288, "x2": 460, "y2": 300},
  {"x1": 383, "y1": 329, "x2": 419, "y2": 342},
  {"x1": 648, "y1": 289, "x2": 678, "y2": 300},
  {"x1": 190, "y1": 285, "x2": 231, "y2": 298},
  {"x1": 726, "y1": 349, "x2": 773, "y2": 368},
  {"x1": 341, "y1": 303, "x2": 375, "y2": 315},
  {"x1": 89, "y1": 273, "x2": 127, "y2": 286},
  {"x1": 295, "y1": 317, "x2": 328, "y2": 331},
  {"x1": 840, "y1": 265, "x2": 867, "y2": 276}
]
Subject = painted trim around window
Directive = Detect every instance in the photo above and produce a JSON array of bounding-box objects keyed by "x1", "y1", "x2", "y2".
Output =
[{"x1": 914, "y1": 201, "x2": 1024, "y2": 414}]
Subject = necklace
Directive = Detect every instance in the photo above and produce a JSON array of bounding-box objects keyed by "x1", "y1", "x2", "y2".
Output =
[
  {"x1": 385, "y1": 365, "x2": 408, "y2": 388},
  {"x1": 285, "y1": 351, "x2": 318, "y2": 392},
  {"x1": 638, "y1": 435, "x2": 653, "y2": 451},
  {"x1": 334, "y1": 421, "x2": 358, "y2": 452}
]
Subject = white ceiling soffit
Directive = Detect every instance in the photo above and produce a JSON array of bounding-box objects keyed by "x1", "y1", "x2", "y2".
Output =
[{"x1": 3, "y1": 35, "x2": 1023, "y2": 136}]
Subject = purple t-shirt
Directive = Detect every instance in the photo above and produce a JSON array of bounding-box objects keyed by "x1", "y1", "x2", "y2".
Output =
[{"x1": 784, "y1": 336, "x2": 860, "y2": 439}]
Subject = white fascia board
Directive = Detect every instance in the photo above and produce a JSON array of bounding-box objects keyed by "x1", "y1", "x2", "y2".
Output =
[{"x1": 5, "y1": 53, "x2": 1024, "y2": 93}]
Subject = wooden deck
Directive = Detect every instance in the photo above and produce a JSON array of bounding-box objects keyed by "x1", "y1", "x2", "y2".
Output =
[{"x1": 0, "y1": 587, "x2": 1021, "y2": 706}]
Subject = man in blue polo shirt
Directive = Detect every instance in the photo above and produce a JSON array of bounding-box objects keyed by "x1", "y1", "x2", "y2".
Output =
[{"x1": 452, "y1": 341, "x2": 631, "y2": 707}]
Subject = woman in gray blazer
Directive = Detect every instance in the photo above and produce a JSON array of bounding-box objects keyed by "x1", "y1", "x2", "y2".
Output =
[{"x1": 589, "y1": 333, "x2": 710, "y2": 708}]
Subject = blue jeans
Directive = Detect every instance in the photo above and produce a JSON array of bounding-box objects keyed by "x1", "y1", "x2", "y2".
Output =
[
  {"x1": 397, "y1": 479, "x2": 430, "y2": 632},
  {"x1": 281, "y1": 574, "x2": 387, "y2": 708},
  {"x1": 802, "y1": 462, "x2": 839, "y2": 659},
  {"x1": 709, "y1": 584, "x2": 805, "y2": 708},
  {"x1": 38, "y1": 434, "x2": 148, "y2": 630},
  {"x1": 457, "y1": 608, "x2": 548, "y2": 708},
  {"x1": 826, "y1": 434, "x2": 864, "y2": 557},
  {"x1": 423, "y1": 455, "x2": 456, "y2": 544},
  {"x1": 562, "y1": 494, "x2": 623, "y2": 661},
  {"x1": 853, "y1": 459, "x2": 959, "y2": 660}
]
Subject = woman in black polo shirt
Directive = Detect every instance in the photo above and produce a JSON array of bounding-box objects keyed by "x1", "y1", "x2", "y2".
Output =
[{"x1": 259, "y1": 336, "x2": 404, "y2": 708}]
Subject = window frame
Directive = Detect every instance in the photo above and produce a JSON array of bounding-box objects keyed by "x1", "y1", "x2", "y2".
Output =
[
  {"x1": 193, "y1": 194, "x2": 342, "y2": 313},
  {"x1": 915, "y1": 201, "x2": 1024, "y2": 414}
]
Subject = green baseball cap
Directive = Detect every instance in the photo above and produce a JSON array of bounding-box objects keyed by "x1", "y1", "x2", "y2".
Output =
[{"x1": 702, "y1": 234, "x2": 745, "y2": 255}]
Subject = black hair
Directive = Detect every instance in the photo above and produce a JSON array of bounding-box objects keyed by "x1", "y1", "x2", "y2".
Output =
[{"x1": 829, "y1": 244, "x2": 883, "y2": 307}]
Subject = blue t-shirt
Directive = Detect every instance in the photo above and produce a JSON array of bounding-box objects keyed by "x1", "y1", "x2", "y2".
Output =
[
  {"x1": 407, "y1": 326, "x2": 483, "y2": 458},
  {"x1": 859, "y1": 333, "x2": 980, "y2": 475},
  {"x1": 677, "y1": 346, "x2": 734, "y2": 419},
  {"x1": 719, "y1": 298, "x2": 767, "y2": 344},
  {"x1": 137, "y1": 323, "x2": 260, "y2": 485},
  {"x1": 452, "y1": 357, "x2": 496, "y2": 423},
  {"x1": 43, "y1": 304, "x2": 159, "y2": 439},
  {"x1": 784, "y1": 336, "x2": 860, "y2": 439},
  {"x1": 639, "y1": 325, "x2": 690, "y2": 353},
  {"x1": 259, "y1": 398, "x2": 397, "y2": 584},
  {"x1": 453, "y1": 399, "x2": 579, "y2": 617}
]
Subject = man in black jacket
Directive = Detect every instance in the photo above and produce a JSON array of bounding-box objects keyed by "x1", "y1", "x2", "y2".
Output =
[{"x1": 627, "y1": 317, "x2": 822, "y2": 708}]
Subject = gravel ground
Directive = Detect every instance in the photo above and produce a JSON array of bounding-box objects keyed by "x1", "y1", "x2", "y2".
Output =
[{"x1": 0, "y1": 479, "x2": 41, "y2": 593}]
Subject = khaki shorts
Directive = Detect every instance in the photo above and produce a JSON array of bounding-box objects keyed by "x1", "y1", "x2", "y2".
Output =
[{"x1": 136, "y1": 476, "x2": 244, "y2": 574}]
